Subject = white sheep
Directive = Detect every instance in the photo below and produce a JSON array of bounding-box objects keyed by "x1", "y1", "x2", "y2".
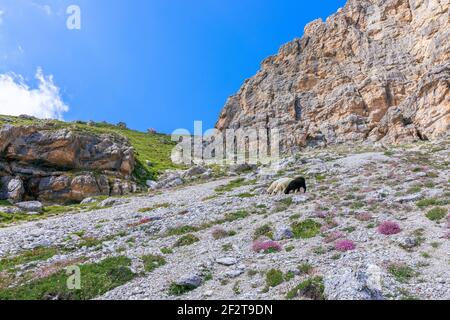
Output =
[{"x1": 267, "y1": 178, "x2": 294, "y2": 195}]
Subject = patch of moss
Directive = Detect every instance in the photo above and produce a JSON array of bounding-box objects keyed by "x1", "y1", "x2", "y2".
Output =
[
  {"x1": 142, "y1": 255, "x2": 166, "y2": 273},
  {"x1": 416, "y1": 198, "x2": 449, "y2": 209},
  {"x1": 388, "y1": 264, "x2": 418, "y2": 283},
  {"x1": 291, "y1": 219, "x2": 322, "y2": 239},
  {"x1": 168, "y1": 283, "x2": 197, "y2": 296},
  {"x1": 425, "y1": 207, "x2": 447, "y2": 221},
  {"x1": 265, "y1": 269, "x2": 284, "y2": 288},
  {"x1": 174, "y1": 234, "x2": 200, "y2": 247}
]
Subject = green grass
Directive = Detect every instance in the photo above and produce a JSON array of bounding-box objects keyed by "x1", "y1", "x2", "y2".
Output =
[
  {"x1": 265, "y1": 269, "x2": 284, "y2": 288},
  {"x1": 388, "y1": 264, "x2": 418, "y2": 283},
  {"x1": 0, "y1": 200, "x2": 12, "y2": 206},
  {"x1": 160, "y1": 247, "x2": 173, "y2": 255},
  {"x1": 416, "y1": 198, "x2": 449, "y2": 209},
  {"x1": 142, "y1": 255, "x2": 166, "y2": 273},
  {"x1": 167, "y1": 225, "x2": 200, "y2": 236},
  {"x1": 168, "y1": 282, "x2": 198, "y2": 296},
  {"x1": 298, "y1": 263, "x2": 314, "y2": 275},
  {"x1": 291, "y1": 219, "x2": 322, "y2": 239},
  {"x1": 0, "y1": 256, "x2": 135, "y2": 300},
  {"x1": 0, "y1": 115, "x2": 181, "y2": 185},
  {"x1": 425, "y1": 207, "x2": 447, "y2": 221},
  {"x1": 174, "y1": 234, "x2": 200, "y2": 247},
  {"x1": 286, "y1": 277, "x2": 325, "y2": 300},
  {"x1": 220, "y1": 210, "x2": 250, "y2": 223},
  {"x1": 0, "y1": 247, "x2": 59, "y2": 273}
]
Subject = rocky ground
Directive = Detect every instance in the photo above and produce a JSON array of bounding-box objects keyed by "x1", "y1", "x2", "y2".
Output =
[{"x1": 0, "y1": 140, "x2": 448, "y2": 300}]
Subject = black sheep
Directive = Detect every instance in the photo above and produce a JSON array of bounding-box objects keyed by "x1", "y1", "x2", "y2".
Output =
[{"x1": 284, "y1": 177, "x2": 307, "y2": 194}]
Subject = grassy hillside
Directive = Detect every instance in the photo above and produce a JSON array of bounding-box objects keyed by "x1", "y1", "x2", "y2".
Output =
[{"x1": 0, "y1": 115, "x2": 182, "y2": 185}]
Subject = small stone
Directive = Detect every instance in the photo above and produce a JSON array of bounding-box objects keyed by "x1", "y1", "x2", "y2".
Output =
[
  {"x1": 224, "y1": 269, "x2": 244, "y2": 278},
  {"x1": 216, "y1": 257, "x2": 238, "y2": 266}
]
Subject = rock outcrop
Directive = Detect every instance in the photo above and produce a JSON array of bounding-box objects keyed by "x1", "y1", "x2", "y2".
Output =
[
  {"x1": 0, "y1": 124, "x2": 137, "y2": 203},
  {"x1": 216, "y1": 0, "x2": 449, "y2": 151}
]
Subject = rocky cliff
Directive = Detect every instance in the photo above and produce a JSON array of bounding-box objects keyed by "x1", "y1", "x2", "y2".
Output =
[
  {"x1": 0, "y1": 122, "x2": 137, "y2": 203},
  {"x1": 216, "y1": 0, "x2": 450, "y2": 151}
]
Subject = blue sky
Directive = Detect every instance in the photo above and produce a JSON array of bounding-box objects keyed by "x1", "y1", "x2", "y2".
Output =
[{"x1": 0, "y1": 0, "x2": 346, "y2": 133}]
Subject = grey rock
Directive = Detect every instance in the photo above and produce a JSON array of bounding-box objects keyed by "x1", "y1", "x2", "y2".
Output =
[
  {"x1": 15, "y1": 201, "x2": 43, "y2": 213},
  {"x1": 397, "y1": 237, "x2": 418, "y2": 250},
  {"x1": 216, "y1": 257, "x2": 238, "y2": 266},
  {"x1": 176, "y1": 274, "x2": 203, "y2": 288},
  {"x1": 182, "y1": 166, "x2": 207, "y2": 178}
]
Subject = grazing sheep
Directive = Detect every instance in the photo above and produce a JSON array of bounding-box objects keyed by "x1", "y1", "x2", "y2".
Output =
[
  {"x1": 284, "y1": 177, "x2": 307, "y2": 194},
  {"x1": 267, "y1": 178, "x2": 293, "y2": 195}
]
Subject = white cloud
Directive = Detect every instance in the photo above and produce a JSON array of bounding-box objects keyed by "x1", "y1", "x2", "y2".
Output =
[
  {"x1": 0, "y1": 68, "x2": 69, "y2": 119},
  {"x1": 0, "y1": 9, "x2": 4, "y2": 25}
]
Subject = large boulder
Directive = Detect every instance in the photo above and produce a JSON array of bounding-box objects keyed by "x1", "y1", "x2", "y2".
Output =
[
  {"x1": 15, "y1": 201, "x2": 43, "y2": 213},
  {"x1": 0, "y1": 125, "x2": 135, "y2": 176}
]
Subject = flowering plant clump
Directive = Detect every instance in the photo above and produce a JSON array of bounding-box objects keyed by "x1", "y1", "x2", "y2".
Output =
[
  {"x1": 252, "y1": 240, "x2": 282, "y2": 253},
  {"x1": 324, "y1": 231, "x2": 345, "y2": 243},
  {"x1": 378, "y1": 221, "x2": 401, "y2": 235},
  {"x1": 335, "y1": 239, "x2": 356, "y2": 252}
]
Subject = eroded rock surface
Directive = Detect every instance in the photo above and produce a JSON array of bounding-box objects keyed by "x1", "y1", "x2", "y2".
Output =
[{"x1": 216, "y1": 0, "x2": 449, "y2": 151}]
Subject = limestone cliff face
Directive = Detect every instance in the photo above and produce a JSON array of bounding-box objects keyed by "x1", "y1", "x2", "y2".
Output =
[{"x1": 216, "y1": 0, "x2": 450, "y2": 151}]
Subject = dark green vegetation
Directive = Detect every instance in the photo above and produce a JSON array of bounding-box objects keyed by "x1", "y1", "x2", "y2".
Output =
[
  {"x1": 425, "y1": 207, "x2": 447, "y2": 221},
  {"x1": 0, "y1": 256, "x2": 135, "y2": 300},
  {"x1": 142, "y1": 255, "x2": 166, "y2": 273},
  {"x1": 0, "y1": 115, "x2": 180, "y2": 184},
  {"x1": 388, "y1": 264, "x2": 418, "y2": 283},
  {"x1": 168, "y1": 283, "x2": 197, "y2": 296},
  {"x1": 291, "y1": 219, "x2": 322, "y2": 239},
  {"x1": 265, "y1": 269, "x2": 284, "y2": 288},
  {"x1": 286, "y1": 277, "x2": 325, "y2": 300},
  {"x1": 416, "y1": 198, "x2": 449, "y2": 209},
  {"x1": 174, "y1": 234, "x2": 200, "y2": 247}
]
